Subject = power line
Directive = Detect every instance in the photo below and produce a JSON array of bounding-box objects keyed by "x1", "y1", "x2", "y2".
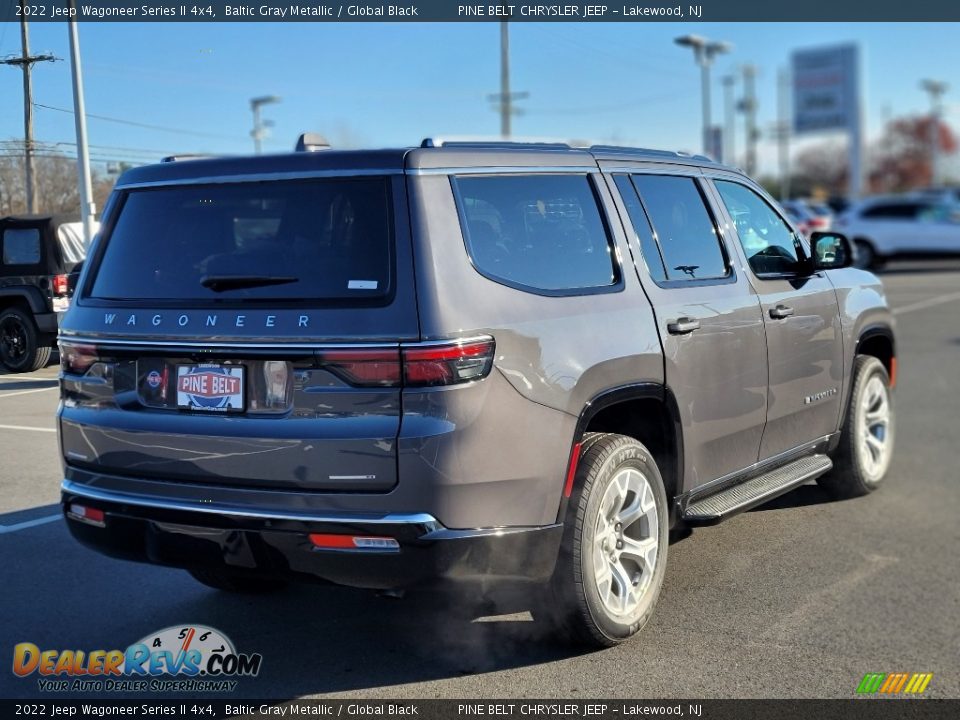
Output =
[{"x1": 32, "y1": 102, "x2": 246, "y2": 141}]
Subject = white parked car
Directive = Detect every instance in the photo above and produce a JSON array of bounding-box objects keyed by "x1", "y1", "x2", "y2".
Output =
[{"x1": 835, "y1": 196, "x2": 960, "y2": 269}]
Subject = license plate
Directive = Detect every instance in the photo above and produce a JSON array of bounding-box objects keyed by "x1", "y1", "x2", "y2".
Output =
[{"x1": 176, "y1": 364, "x2": 244, "y2": 412}]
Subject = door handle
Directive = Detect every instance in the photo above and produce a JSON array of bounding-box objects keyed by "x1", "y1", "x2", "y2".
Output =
[
  {"x1": 667, "y1": 317, "x2": 701, "y2": 335},
  {"x1": 769, "y1": 304, "x2": 795, "y2": 319}
]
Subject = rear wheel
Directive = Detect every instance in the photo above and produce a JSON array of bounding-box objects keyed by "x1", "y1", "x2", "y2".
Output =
[
  {"x1": 188, "y1": 568, "x2": 287, "y2": 593},
  {"x1": 538, "y1": 433, "x2": 669, "y2": 647},
  {"x1": 820, "y1": 356, "x2": 894, "y2": 498},
  {"x1": 0, "y1": 307, "x2": 50, "y2": 373}
]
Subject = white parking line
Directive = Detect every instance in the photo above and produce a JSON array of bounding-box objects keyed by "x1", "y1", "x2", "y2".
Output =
[
  {"x1": 893, "y1": 290, "x2": 960, "y2": 316},
  {"x1": 0, "y1": 515, "x2": 61, "y2": 534},
  {"x1": 0, "y1": 423, "x2": 56, "y2": 433},
  {"x1": 0, "y1": 386, "x2": 58, "y2": 399}
]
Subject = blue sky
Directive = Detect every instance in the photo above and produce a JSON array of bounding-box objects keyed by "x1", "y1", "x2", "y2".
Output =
[{"x1": 1, "y1": 21, "x2": 958, "y2": 176}]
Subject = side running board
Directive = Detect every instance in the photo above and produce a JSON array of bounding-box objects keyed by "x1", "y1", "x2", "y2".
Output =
[{"x1": 682, "y1": 454, "x2": 833, "y2": 526}]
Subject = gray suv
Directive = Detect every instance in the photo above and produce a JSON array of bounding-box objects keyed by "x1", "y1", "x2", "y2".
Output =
[{"x1": 58, "y1": 140, "x2": 896, "y2": 647}]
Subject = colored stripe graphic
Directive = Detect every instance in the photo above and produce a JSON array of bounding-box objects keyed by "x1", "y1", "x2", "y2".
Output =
[
  {"x1": 857, "y1": 672, "x2": 933, "y2": 694},
  {"x1": 857, "y1": 673, "x2": 886, "y2": 694}
]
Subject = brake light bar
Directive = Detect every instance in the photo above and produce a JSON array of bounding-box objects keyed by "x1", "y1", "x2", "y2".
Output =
[{"x1": 316, "y1": 337, "x2": 495, "y2": 388}]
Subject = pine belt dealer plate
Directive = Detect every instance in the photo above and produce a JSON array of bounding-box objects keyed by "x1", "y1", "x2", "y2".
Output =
[{"x1": 176, "y1": 364, "x2": 245, "y2": 412}]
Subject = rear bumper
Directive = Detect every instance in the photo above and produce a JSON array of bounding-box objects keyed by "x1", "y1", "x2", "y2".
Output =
[
  {"x1": 35, "y1": 311, "x2": 60, "y2": 335},
  {"x1": 61, "y1": 480, "x2": 562, "y2": 590}
]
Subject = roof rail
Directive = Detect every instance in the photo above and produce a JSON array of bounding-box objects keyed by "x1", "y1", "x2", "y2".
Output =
[
  {"x1": 421, "y1": 136, "x2": 572, "y2": 149},
  {"x1": 160, "y1": 154, "x2": 217, "y2": 163},
  {"x1": 587, "y1": 145, "x2": 715, "y2": 163}
]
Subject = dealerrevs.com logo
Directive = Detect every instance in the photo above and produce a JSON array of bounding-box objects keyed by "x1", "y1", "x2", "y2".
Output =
[{"x1": 13, "y1": 625, "x2": 262, "y2": 693}]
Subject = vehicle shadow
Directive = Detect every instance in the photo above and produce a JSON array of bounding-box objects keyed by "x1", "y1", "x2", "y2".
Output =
[
  {"x1": 0, "y1": 378, "x2": 58, "y2": 391},
  {"x1": 0, "y1": 518, "x2": 591, "y2": 700},
  {"x1": 747, "y1": 482, "x2": 839, "y2": 512},
  {"x1": 876, "y1": 262, "x2": 960, "y2": 275}
]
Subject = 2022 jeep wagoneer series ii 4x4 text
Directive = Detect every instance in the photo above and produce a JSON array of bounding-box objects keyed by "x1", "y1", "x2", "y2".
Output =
[{"x1": 58, "y1": 140, "x2": 895, "y2": 646}]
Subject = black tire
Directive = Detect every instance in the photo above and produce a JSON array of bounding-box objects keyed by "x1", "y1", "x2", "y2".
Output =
[
  {"x1": 188, "y1": 568, "x2": 287, "y2": 593},
  {"x1": 819, "y1": 356, "x2": 895, "y2": 498},
  {"x1": 0, "y1": 307, "x2": 51, "y2": 373},
  {"x1": 853, "y1": 240, "x2": 884, "y2": 271},
  {"x1": 537, "y1": 433, "x2": 669, "y2": 647}
]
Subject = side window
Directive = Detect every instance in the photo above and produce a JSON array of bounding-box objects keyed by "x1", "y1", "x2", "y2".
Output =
[
  {"x1": 613, "y1": 175, "x2": 667, "y2": 283},
  {"x1": 455, "y1": 174, "x2": 619, "y2": 293},
  {"x1": 862, "y1": 203, "x2": 922, "y2": 220},
  {"x1": 2, "y1": 229, "x2": 42, "y2": 265},
  {"x1": 631, "y1": 174, "x2": 729, "y2": 281},
  {"x1": 714, "y1": 180, "x2": 804, "y2": 276}
]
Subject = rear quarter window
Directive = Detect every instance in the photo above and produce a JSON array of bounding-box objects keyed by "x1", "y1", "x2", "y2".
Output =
[
  {"x1": 88, "y1": 177, "x2": 393, "y2": 303},
  {"x1": 2, "y1": 229, "x2": 41, "y2": 265},
  {"x1": 454, "y1": 174, "x2": 619, "y2": 294}
]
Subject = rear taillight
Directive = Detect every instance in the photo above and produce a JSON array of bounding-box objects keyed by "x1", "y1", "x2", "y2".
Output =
[
  {"x1": 402, "y1": 338, "x2": 495, "y2": 387},
  {"x1": 317, "y1": 348, "x2": 401, "y2": 388},
  {"x1": 52, "y1": 274, "x2": 69, "y2": 296},
  {"x1": 315, "y1": 337, "x2": 496, "y2": 388},
  {"x1": 59, "y1": 341, "x2": 99, "y2": 375}
]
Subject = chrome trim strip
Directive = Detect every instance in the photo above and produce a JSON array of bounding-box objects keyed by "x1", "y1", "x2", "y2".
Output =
[
  {"x1": 61, "y1": 480, "x2": 443, "y2": 530},
  {"x1": 58, "y1": 335, "x2": 402, "y2": 350},
  {"x1": 687, "y1": 434, "x2": 834, "y2": 500},
  {"x1": 116, "y1": 168, "x2": 402, "y2": 189},
  {"x1": 407, "y1": 165, "x2": 596, "y2": 176}
]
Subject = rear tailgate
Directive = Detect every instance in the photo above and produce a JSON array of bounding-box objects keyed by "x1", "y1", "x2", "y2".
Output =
[{"x1": 59, "y1": 170, "x2": 418, "y2": 493}]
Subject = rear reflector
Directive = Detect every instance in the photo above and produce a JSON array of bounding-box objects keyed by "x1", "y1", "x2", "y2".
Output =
[
  {"x1": 68, "y1": 504, "x2": 105, "y2": 526},
  {"x1": 889, "y1": 357, "x2": 897, "y2": 388},
  {"x1": 563, "y1": 442, "x2": 583, "y2": 498},
  {"x1": 309, "y1": 533, "x2": 400, "y2": 551}
]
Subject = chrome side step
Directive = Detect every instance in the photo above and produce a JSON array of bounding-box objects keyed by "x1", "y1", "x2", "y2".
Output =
[{"x1": 682, "y1": 454, "x2": 833, "y2": 526}]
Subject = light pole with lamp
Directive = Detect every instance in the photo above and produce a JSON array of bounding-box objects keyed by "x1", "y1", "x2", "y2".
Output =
[
  {"x1": 675, "y1": 34, "x2": 732, "y2": 158},
  {"x1": 250, "y1": 95, "x2": 281, "y2": 155}
]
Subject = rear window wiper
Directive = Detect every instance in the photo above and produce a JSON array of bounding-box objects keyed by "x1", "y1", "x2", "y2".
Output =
[{"x1": 200, "y1": 275, "x2": 299, "y2": 292}]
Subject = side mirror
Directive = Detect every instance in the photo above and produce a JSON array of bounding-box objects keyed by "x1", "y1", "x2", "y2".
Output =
[{"x1": 810, "y1": 231, "x2": 853, "y2": 271}]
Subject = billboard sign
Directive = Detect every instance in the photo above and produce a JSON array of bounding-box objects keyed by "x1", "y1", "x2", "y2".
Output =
[{"x1": 791, "y1": 44, "x2": 859, "y2": 134}]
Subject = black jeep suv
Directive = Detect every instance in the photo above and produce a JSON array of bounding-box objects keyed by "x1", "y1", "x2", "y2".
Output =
[{"x1": 0, "y1": 215, "x2": 86, "y2": 372}]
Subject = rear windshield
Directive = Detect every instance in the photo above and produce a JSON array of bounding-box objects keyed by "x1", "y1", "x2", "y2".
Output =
[{"x1": 89, "y1": 177, "x2": 393, "y2": 302}]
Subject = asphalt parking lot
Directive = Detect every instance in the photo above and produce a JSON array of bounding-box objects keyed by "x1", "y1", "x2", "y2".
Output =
[{"x1": 1, "y1": 261, "x2": 958, "y2": 700}]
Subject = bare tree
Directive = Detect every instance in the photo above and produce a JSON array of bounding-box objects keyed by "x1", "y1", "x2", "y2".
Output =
[{"x1": 0, "y1": 150, "x2": 116, "y2": 217}]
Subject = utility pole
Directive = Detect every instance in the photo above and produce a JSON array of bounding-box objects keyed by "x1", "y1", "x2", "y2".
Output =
[
  {"x1": 740, "y1": 64, "x2": 759, "y2": 176},
  {"x1": 67, "y1": 0, "x2": 95, "y2": 245},
  {"x1": 488, "y1": 22, "x2": 528, "y2": 139},
  {"x1": 1, "y1": 0, "x2": 56, "y2": 214},
  {"x1": 920, "y1": 79, "x2": 948, "y2": 186},
  {"x1": 722, "y1": 75, "x2": 736, "y2": 165}
]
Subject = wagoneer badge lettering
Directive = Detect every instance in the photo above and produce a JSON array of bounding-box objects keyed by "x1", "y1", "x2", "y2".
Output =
[{"x1": 104, "y1": 313, "x2": 310, "y2": 330}]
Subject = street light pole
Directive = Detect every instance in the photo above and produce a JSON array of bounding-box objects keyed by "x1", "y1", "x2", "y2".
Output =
[
  {"x1": 250, "y1": 95, "x2": 281, "y2": 154},
  {"x1": 920, "y1": 79, "x2": 948, "y2": 186},
  {"x1": 722, "y1": 75, "x2": 736, "y2": 165},
  {"x1": 675, "y1": 34, "x2": 732, "y2": 157},
  {"x1": 67, "y1": 0, "x2": 95, "y2": 246}
]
